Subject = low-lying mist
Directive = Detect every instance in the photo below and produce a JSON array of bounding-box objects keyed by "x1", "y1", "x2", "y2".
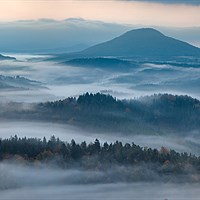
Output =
[
  {"x1": 0, "y1": 121, "x2": 200, "y2": 155},
  {"x1": 0, "y1": 54, "x2": 200, "y2": 200},
  {"x1": 0, "y1": 162, "x2": 200, "y2": 200},
  {"x1": 0, "y1": 54, "x2": 200, "y2": 103}
]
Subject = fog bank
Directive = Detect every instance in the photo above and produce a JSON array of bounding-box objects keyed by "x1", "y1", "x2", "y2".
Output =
[
  {"x1": 0, "y1": 121, "x2": 200, "y2": 155},
  {"x1": 0, "y1": 162, "x2": 200, "y2": 200},
  {"x1": 1, "y1": 55, "x2": 200, "y2": 103}
]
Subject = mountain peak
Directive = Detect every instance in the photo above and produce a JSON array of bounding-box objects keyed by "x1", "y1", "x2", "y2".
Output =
[
  {"x1": 113, "y1": 28, "x2": 165, "y2": 43},
  {"x1": 124, "y1": 28, "x2": 164, "y2": 36}
]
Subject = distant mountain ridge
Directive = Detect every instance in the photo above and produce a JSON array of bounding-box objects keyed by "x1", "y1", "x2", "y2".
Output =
[
  {"x1": 0, "y1": 75, "x2": 44, "y2": 90},
  {"x1": 0, "y1": 54, "x2": 15, "y2": 60},
  {"x1": 80, "y1": 28, "x2": 200, "y2": 57},
  {"x1": 62, "y1": 57, "x2": 134, "y2": 70},
  {"x1": 0, "y1": 19, "x2": 200, "y2": 53}
]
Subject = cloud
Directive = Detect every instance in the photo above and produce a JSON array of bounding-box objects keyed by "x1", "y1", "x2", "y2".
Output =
[
  {"x1": 0, "y1": 19, "x2": 129, "y2": 53},
  {"x1": 1, "y1": 162, "x2": 200, "y2": 200},
  {"x1": 0, "y1": 19, "x2": 200, "y2": 54},
  {"x1": 0, "y1": 1, "x2": 199, "y2": 27},
  {"x1": 122, "y1": 0, "x2": 200, "y2": 5}
]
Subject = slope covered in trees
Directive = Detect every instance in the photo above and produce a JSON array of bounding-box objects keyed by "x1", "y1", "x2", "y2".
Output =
[
  {"x1": 0, "y1": 136, "x2": 200, "y2": 183},
  {"x1": 38, "y1": 93, "x2": 200, "y2": 134},
  {"x1": 1, "y1": 93, "x2": 200, "y2": 135}
]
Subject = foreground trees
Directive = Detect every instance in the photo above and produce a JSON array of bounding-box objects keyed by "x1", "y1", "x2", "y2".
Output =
[{"x1": 0, "y1": 136, "x2": 200, "y2": 176}]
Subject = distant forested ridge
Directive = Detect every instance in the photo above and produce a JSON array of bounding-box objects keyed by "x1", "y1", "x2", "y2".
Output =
[
  {"x1": 62, "y1": 57, "x2": 134, "y2": 71},
  {"x1": 0, "y1": 54, "x2": 15, "y2": 60},
  {"x1": 0, "y1": 93, "x2": 200, "y2": 135},
  {"x1": 36, "y1": 93, "x2": 200, "y2": 134},
  {"x1": 1, "y1": 136, "x2": 200, "y2": 183}
]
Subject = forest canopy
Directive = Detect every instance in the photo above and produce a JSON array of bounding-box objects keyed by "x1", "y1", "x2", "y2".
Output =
[
  {"x1": 0, "y1": 93, "x2": 199, "y2": 135},
  {"x1": 1, "y1": 135, "x2": 200, "y2": 183}
]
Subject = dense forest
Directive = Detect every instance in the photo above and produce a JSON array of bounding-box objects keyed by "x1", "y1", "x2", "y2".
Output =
[
  {"x1": 62, "y1": 57, "x2": 134, "y2": 71},
  {"x1": 1, "y1": 92, "x2": 199, "y2": 135},
  {"x1": 1, "y1": 136, "x2": 200, "y2": 183}
]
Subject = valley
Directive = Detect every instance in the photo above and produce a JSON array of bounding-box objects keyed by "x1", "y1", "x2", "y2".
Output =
[{"x1": 0, "y1": 17, "x2": 200, "y2": 199}]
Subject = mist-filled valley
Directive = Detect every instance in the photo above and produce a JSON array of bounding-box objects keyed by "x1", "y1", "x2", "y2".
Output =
[
  {"x1": 2, "y1": 173, "x2": 200, "y2": 200},
  {"x1": 0, "y1": 24, "x2": 200, "y2": 199},
  {"x1": 0, "y1": 53, "x2": 200, "y2": 102}
]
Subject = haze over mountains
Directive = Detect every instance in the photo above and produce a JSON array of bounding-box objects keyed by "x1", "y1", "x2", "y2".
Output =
[
  {"x1": 0, "y1": 23, "x2": 199, "y2": 147},
  {"x1": 0, "y1": 19, "x2": 129, "y2": 53},
  {"x1": 0, "y1": 75, "x2": 43, "y2": 90},
  {"x1": 0, "y1": 19, "x2": 199, "y2": 53},
  {"x1": 0, "y1": 0, "x2": 200, "y2": 198}
]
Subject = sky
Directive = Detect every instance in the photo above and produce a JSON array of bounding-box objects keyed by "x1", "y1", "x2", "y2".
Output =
[{"x1": 0, "y1": 0, "x2": 199, "y2": 27}]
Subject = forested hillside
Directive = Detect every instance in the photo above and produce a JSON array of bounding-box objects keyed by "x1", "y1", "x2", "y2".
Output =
[
  {"x1": 1, "y1": 93, "x2": 200, "y2": 135},
  {"x1": 38, "y1": 93, "x2": 200, "y2": 134},
  {"x1": 1, "y1": 136, "x2": 200, "y2": 183}
]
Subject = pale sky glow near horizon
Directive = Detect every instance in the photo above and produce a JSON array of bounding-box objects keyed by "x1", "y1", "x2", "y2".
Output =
[{"x1": 0, "y1": 0, "x2": 199, "y2": 27}]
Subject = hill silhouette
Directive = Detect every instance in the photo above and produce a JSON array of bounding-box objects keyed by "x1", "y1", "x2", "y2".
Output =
[
  {"x1": 80, "y1": 28, "x2": 200, "y2": 57},
  {"x1": 0, "y1": 53, "x2": 15, "y2": 60},
  {"x1": 1, "y1": 93, "x2": 200, "y2": 135}
]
